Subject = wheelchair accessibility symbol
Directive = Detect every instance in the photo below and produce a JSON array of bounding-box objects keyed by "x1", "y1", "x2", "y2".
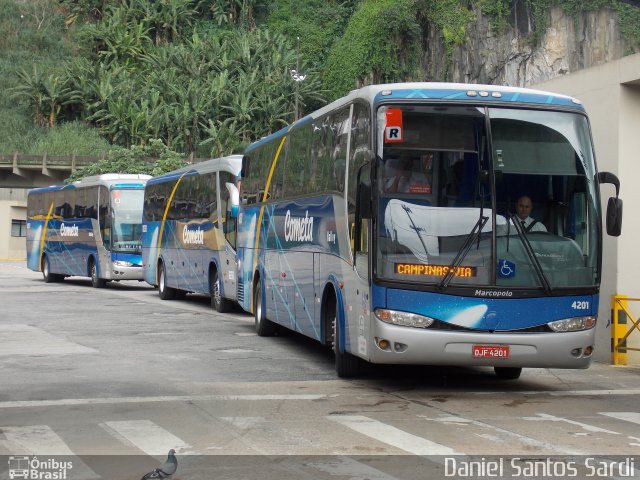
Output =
[{"x1": 498, "y1": 259, "x2": 516, "y2": 278}]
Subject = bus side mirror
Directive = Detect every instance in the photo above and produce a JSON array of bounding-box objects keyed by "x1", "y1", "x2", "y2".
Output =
[
  {"x1": 357, "y1": 162, "x2": 372, "y2": 219},
  {"x1": 598, "y1": 171, "x2": 622, "y2": 236},
  {"x1": 606, "y1": 197, "x2": 623, "y2": 237},
  {"x1": 358, "y1": 184, "x2": 372, "y2": 219},
  {"x1": 226, "y1": 182, "x2": 239, "y2": 218},
  {"x1": 241, "y1": 155, "x2": 250, "y2": 179}
]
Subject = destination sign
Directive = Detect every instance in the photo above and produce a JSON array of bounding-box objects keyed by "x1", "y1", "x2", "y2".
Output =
[{"x1": 395, "y1": 263, "x2": 477, "y2": 278}]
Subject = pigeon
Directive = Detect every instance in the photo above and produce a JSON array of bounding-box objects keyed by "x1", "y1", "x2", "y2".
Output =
[{"x1": 140, "y1": 448, "x2": 178, "y2": 479}]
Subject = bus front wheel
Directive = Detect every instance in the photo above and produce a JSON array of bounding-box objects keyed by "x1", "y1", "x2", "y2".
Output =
[
  {"x1": 211, "y1": 269, "x2": 233, "y2": 313},
  {"x1": 328, "y1": 294, "x2": 360, "y2": 378},
  {"x1": 494, "y1": 367, "x2": 522, "y2": 380},
  {"x1": 254, "y1": 281, "x2": 275, "y2": 336},
  {"x1": 158, "y1": 263, "x2": 176, "y2": 300},
  {"x1": 89, "y1": 258, "x2": 107, "y2": 288}
]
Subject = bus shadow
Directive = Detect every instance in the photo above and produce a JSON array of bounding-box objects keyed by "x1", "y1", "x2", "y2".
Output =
[
  {"x1": 356, "y1": 364, "x2": 552, "y2": 392},
  {"x1": 59, "y1": 277, "x2": 155, "y2": 291},
  {"x1": 264, "y1": 328, "x2": 566, "y2": 391}
]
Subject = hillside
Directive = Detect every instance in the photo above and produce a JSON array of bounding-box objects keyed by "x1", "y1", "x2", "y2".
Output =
[{"x1": 2, "y1": 0, "x2": 639, "y2": 159}]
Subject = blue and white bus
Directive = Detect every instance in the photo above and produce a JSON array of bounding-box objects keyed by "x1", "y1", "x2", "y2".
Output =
[
  {"x1": 141, "y1": 155, "x2": 242, "y2": 312},
  {"x1": 26, "y1": 174, "x2": 151, "y2": 287},
  {"x1": 237, "y1": 82, "x2": 623, "y2": 378}
]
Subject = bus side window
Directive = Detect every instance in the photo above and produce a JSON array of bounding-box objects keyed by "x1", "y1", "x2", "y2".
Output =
[{"x1": 75, "y1": 189, "x2": 86, "y2": 218}]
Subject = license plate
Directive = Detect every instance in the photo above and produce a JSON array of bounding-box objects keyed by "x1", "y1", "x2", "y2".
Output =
[{"x1": 472, "y1": 345, "x2": 510, "y2": 359}]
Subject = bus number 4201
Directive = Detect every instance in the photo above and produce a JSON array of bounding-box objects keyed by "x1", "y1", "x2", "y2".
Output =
[{"x1": 572, "y1": 301, "x2": 590, "y2": 310}]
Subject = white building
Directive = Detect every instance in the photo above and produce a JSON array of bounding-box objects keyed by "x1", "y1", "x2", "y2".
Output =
[
  {"x1": 0, "y1": 188, "x2": 28, "y2": 260},
  {"x1": 535, "y1": 52, "x2": 640, "y2": 363}
]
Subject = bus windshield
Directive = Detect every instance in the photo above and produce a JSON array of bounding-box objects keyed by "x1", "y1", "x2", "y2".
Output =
[
  {"x1": 375, "y1": 105, "x2": 599, "y2": 290},
  {"x1": 111, "y1": 189, "x2": 144, "y2": 253}
]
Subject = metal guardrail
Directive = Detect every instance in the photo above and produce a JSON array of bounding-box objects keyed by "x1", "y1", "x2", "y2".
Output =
[
  {"x1": 0, "y1": 153, "x2": 207, "y2": 170},
  {"x1": 611, "y1": 295, "x2": 640, "y2": 365},
  {"x1": 0, "y1": 153, "x2": 105, "y2": 170}
]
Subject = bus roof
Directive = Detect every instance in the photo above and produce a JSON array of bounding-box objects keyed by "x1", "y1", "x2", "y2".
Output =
[
  {"x1": 147, "y1": 154, "x2": 243, "y2": 186},
  {"x1": 245, "y1": 82, "x2": 585, "y2": 154},
  {"x1": 29, "y1": 174, "x2": 151, "y2": 194}
]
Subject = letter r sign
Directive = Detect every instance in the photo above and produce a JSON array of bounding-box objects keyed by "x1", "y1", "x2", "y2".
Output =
[
  {"x1": 385, "y1": 126, "x2": 402, "y2": 141},
  {"x1": 384, "y1": 108, "x2": 404, "y2": 143}
]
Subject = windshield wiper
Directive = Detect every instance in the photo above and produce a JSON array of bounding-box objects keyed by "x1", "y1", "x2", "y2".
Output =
[
  {"x1": 508, "y1": 213, "x2": 552, "y2": 293},
  {"x1": 438, "y1": 214, "x2": 489, "y2": 291}
]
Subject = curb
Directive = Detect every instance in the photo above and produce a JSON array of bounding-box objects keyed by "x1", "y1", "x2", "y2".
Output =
[{"x1": 0, "y1": 258, "x2": 26, "y2": 262}]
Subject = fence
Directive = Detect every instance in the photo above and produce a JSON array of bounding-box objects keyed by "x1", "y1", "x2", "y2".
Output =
[{"x1": 0, "y1": 152, "x2": 208, "y2": 170}]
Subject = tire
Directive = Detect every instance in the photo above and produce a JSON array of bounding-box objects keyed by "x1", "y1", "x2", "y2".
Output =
[
  {"x1": 494, "y1": 367, "x2": 522, "y2": 380},
  {"x1": 158, "y1": 263, "x2": 176, "y2": 300},
  {"x1": 329, "y1": 294, "x2": 360, "y2": 378},
  {"x1": 211, "y1": 269, "x2": 233, "y2": 313},
  {"x1": 254, "y1": 281, "x2": 275, "y2": 336},
  {"x1": 89, "y1": 258, "x2": 107, "y2": 288},
  {"x1": 41, "y1": 255, "x2": 62, "y2": 283}
]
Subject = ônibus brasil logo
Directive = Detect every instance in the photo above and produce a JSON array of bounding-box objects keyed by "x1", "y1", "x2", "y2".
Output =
[{"x1": 7, "y1": 456, "x2": 73, "y2": 479}]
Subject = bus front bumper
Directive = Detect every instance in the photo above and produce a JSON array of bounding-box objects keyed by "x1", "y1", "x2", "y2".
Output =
[
  {"x1": 110, "y1": 265, "x2": 144, "y2": 281},
  {"x1": 366, "y1": 319, "x2": 595, "y2": 369}
]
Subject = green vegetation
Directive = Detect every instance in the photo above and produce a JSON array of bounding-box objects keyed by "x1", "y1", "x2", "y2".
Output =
[
  {"x1": 1, "y1": 0, "x2": 638, "y2": 179},
  {"x1": 65, "y1": 139, "x2": 187, "y2": 182},
  {"x1": 324, "y1": 0, "x2": 423, "y2": 98}
]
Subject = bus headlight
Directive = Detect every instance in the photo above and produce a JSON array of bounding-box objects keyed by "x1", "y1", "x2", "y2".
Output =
[
  {"x1": 374, "y1": 309, "x2": 435, "y2": 328},
  {"x1": 547, "y1": 316, "x2": 596, "y2": 332},
  {"x1": 113, "y1": 260, "x2": 135, "y2": 267}
]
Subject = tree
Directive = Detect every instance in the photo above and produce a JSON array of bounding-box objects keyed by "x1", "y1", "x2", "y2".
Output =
[{"x1": 66, "y1": 139, "x2": 187, "y2": 182}]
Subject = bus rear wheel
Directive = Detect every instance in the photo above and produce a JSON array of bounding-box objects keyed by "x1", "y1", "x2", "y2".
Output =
[
  {"x1": 254, "y1": 281, "x2": 275, "y2": 336},
  {"x1": 494, "y1": 367, "x2": 522, "y2": 380},
  {"x1": 211, "y1": 269, "x2": 232, "y2": 313},
  {"x1": 41, "y1": 255, "x2": 62, "y2": 283},
  {"x1": 158, "y1": 263, "x2": 176, "y2": 300},
  {"x1": 89, "y1": 258, "x2": 107, "y2": 288}
]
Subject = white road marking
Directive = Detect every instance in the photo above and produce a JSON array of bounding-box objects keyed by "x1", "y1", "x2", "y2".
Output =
[
  {"x1": 522, "y1": 413, "x2": 620, "y2": 434},
  {"x1": 1, "y1": 425, "x2": 99, "y2": 478},
  {"x1": 308, "y1": 456, "x2": 402, "y2": 480},
  {"x1": 421, "y1": 414, "x2": 586, "y2": 455},
  {"x1": 600, "y1": 412, "x2": 640, "y2": 425},
  {"x1": 2, "y1": 425, "x2": 76, "y2": 455},
  {"x1": 508, "y1": 389, "x2": 640, "y2": 396},
  {"x1": 101, "y1": 420, "x2": 191, "y2": 456},
  {"x1": 221, "y1": 417, "x2": 266, "y2": 429},
  {"x1": 0, "y1": 324, "x2": 96, "y2": 355},
  {"x1": 328, "y1": 415, "x2": 460, "y2": 455},
  {"x1": 0, "y1": 394, "x2": 331, "y2": 409}
]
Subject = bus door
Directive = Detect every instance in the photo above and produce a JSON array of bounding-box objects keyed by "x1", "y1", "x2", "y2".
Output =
[
  {"x1": 220, "y1": 172, "x2": 238, "y2": 301},
  {"x1": 97, "y1": 186, "x2": 112, "y2": 277},
  {"x1": 351, "y1": 160, "x2": 373, "y2": 360}
]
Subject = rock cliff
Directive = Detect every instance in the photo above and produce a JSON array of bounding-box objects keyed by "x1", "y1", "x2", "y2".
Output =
[{"x1": 422, "y1": 4, "x2": 631, "y2": 86}]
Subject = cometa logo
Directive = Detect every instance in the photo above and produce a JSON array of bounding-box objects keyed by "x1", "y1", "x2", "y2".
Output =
[
  {"x1": 284, "y1": 210, "x2": 314, "y2": 242},
  {"x1": 60, "y1": 223, "x2": 79, "y2": 237},
  {"x1": 183, "y1": 226, "x2": 204, "y2": 245}
]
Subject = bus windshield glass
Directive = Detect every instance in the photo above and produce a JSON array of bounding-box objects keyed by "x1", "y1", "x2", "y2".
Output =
[
  {"x1": 375, "y1": 105, "x2": 599, "y2": 290},
  {"x1": 111, "y1": 189, "x2": 144, "y2": 252}
]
